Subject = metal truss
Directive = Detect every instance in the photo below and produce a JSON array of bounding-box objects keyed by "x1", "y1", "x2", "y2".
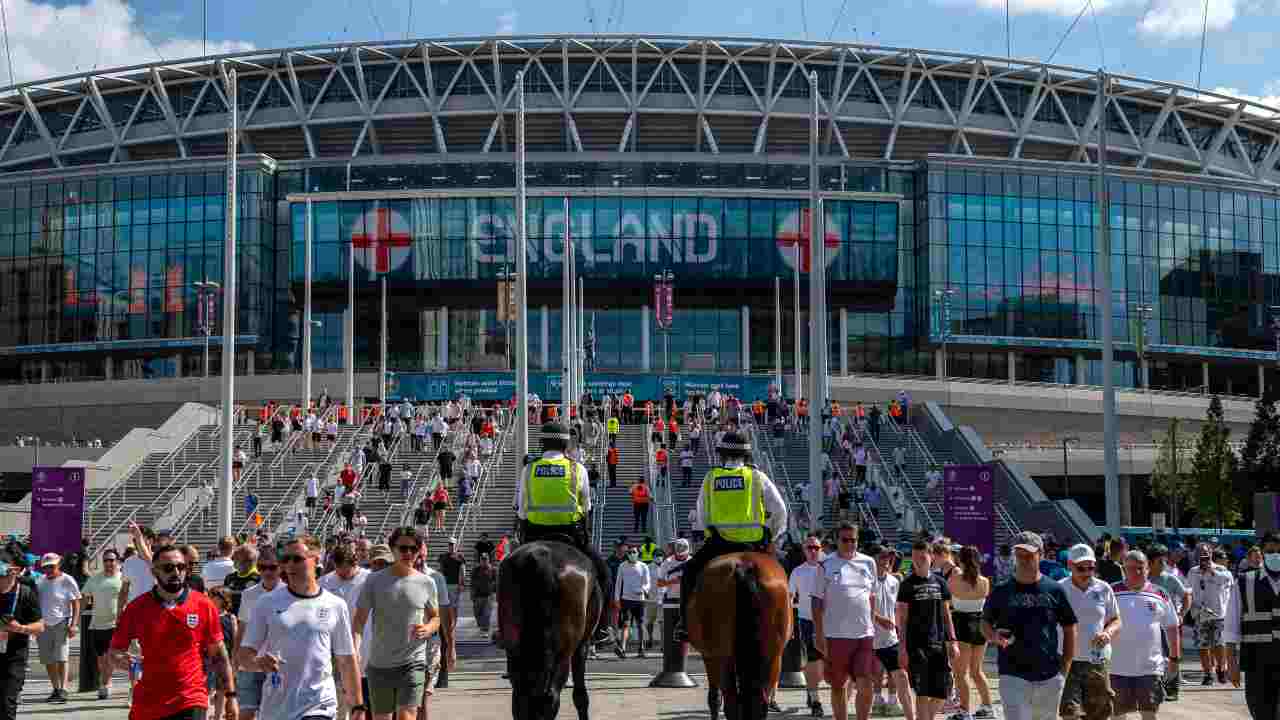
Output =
[{"x1": 1, "y1": 35, "x2": 1279, "y2": 184}]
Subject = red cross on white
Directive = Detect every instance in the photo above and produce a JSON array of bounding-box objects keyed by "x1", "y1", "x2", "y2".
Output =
[
  {"x1": 776, "y1": 207, "x2": 840, "y2": 273},
  {"x1": 351, "y1": 207, "x2": 411, "y2": 274}
]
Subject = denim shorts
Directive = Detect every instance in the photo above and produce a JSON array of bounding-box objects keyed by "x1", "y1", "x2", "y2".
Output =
[{"x1": 235, "y1": 671, "x2": 266, "y2": 710}]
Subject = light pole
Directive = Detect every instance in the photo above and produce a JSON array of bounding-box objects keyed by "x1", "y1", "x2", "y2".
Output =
[
  {"x1": 515, "y1": 69, "x2": 529, "y2": 457},
  {"x1": 304, "y1": 319, "x2": 322, "y2": 409},
  {"x1": 217, "y1": 68, "x2": 238, "y2": 540},
  {"x1": 1061, "y1": 435, "x2": 1079, "y2": 499},
  {"x1": 193, "y1": 280, "x2": 220, "y2": 378},
  {"x1": 934, "y1": 287, "x2": 956, "y2": 378},
  {"x1": 1130, "y1": 303, "x2": 1153, "y2": 391},
  {"x1": 303, "y1": 197, "x2": 314, "y2": 409}
]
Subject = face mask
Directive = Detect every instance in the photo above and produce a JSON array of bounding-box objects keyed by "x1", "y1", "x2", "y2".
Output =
[
  {"x1": 1265, "y1": 553, "x2": 1280, "y2": 573},
  {"x1": 627, "y1": 552, "x2": 639, "y2": 562}
]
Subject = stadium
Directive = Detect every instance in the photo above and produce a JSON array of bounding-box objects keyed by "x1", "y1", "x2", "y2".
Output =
[{"x1": 0, "y1": 33, "x2": 1275, "y2": 396}]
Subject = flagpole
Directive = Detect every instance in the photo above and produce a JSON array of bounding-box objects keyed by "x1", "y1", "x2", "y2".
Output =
[
  {"x1": 562, "y1": 197, "x2": 571, "y2": 416},
  {"x1": 514, "y1": 70, "x2": 529, "y2": 457},
  {"x1": 380, "y1": 275, "x2": 387, "y2": 407},
  {"x1": 303, "y1": 198, "x2": 313, "y2": 411},
  {"x1": 806, "y1": 70, "x2": 825, "y2": 531},
  {"x1": 217, "y1": 68, "x2": 237, "y2": 540}
]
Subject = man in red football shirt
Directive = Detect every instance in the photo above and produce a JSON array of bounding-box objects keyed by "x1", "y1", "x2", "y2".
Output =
[{"x1": 110, "y1": 545, "x2": 238, "y2": 720}]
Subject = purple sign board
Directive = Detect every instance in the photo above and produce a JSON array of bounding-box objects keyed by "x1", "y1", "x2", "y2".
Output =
[
  {"x1": 943, "y1": 464, "x2": 995, "y2": 574},
  {"x1": 30, "y1": 467, "x2": 85, "y2": 557}
]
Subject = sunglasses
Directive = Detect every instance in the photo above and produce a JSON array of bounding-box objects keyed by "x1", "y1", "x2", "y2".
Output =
[
  {"x1": 258, "y1": 564, "x2": 280, "y2": 571},
  {"x1": 156, "y1": 562, "x2": 188, "y2": 574},
  {"x1": 395, "y1": 545, "x2": 419, "y2": 553},
  {"x1": 804, "y1": 546, "x2": 822, "y2": 551},
  {"x1": 838, "y1": 537, "x2": 857, "y2": 544},
  {"x1": 280, "y1": 554, "x2": 310, "y2": 565},
  {"x1": 1074, "y1": 564, "x2": 1096, "y2": 572}
]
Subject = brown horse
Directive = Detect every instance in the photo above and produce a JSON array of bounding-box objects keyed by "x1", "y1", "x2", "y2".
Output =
[
  {"x1": 687, "y1": 551, "x2": 792, "y2": 720},
  {"x1": 497, "y1": 539, "x2": 603, "y2": 720}
]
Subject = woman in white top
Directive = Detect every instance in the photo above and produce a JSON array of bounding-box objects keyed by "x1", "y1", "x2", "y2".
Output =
[{"x1": 948, "y1": 545, "x2": 994, "y2": 719}]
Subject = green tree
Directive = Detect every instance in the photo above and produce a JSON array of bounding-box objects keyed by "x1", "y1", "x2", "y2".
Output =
[
  {"x1": 1150, "y1": 418, "x2": 1194, "y2": 529},
  {"x1": 1190, "y1": 396, "x2": 1241, "y2": 530},
  {"x1": 1239, "y1": 391, "x2": 1280, "y2": 493}
]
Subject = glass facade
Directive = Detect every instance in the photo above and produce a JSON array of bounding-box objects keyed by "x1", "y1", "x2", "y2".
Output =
[{"x1": 0, "y1": 155, "x2": 1275, "y2": 394}]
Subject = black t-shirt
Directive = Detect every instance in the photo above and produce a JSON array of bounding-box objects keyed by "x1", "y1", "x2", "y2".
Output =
[
  {"x1": 438, "y1": 553, "x2": 465, "y2": 585},
  {"x1": 899, "y1": 572, "x2": 952, "y2": 654},
  {"x1": 0, "y1": 584, "x2": 41, "y2": 661},
  {"x1": 438, "y1": 451, "x2": 456, "y2": 477},
  {"x1": 1098, "y1": 558, "x2": 1123, "y2": 584},
  {"x1": 222, "y1": 569, "x2": 261, "y2": 616},
  {"x1": 983, "y1": 576, "x2": 1078, "y2": 682},
  {"x1": 474, "y1": 540, "x2": 495, "y2": 559}
]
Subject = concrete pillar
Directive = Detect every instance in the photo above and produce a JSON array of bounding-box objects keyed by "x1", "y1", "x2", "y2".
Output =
[
  {"x1": 1008, "y1": 350, "x2": 1016, "y2": 384},
  {"x1": 1119, "y1": 474, "x2": 1132, "y2": 526},
  {"x1": 439, "y1": 306, "x2": 449, "y2": 370},
  {"x1": 540, "y1": 305, "x2": 549, "y2": 370},
  {"x1": 104, "y1": 356, "x2": 113, "y2": 380},
  {"x1": 246, "y1": 350, "x2": 255, "y2": 376},
  {"x1": 1261, "y1": 364, "x2": 1266, "y2": 399},
  {"x1": 1075, "y1": 353, "x2": 1086, "y2": 385},
  {"x1": 935, "y1": 347, "x2": 944, "y2": 380},
  {"x1": 173, "y1": 355, "x2": 182, "y2": 378},
  {"x1": 839, "y1": 308, "x2": 849, "y2": 377},
  {"x1": 40, "y1": 360, "x2": 49, "y2": 383},
  {"x1": 1202, "y1": 361, "x2": 1210, "y2": 391},
  {"x1": 741, "y1": 306, "x2": 750, "y2": 374},
  {"x1": 641, "y1": 304, "x2": 651, "y2": 372}
]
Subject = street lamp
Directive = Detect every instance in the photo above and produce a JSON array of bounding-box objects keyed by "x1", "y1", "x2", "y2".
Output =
[
  {"x1": 1061, "y1": 435, "x2": 1079, "y2": 500},
  {"x1": 933, "y1": 287, "x2": 956, "y2": 379},
  {"x1": 193, "y1": 280, "x2": 221, "y2": 378}
]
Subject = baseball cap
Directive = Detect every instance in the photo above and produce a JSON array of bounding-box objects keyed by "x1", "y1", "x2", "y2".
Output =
[
  {"x1": 39, "y1": 552, "x2": 60, "y2": 567},
  {"x1": 369, "y1": 544, "x2": 394, "y2": 563},
  {"x1": 1012, "y1": 531, "x2": 1044, "y2": 554},
  {"x1": 673, "y1": 538, "x2": 690, "y2": 554},
  {"x1": 1067, "y1": 544, "x2": 1095, "y2": 565},
  {"x1": 448, "y1": 537, "x2": 458, "y2": 545}
]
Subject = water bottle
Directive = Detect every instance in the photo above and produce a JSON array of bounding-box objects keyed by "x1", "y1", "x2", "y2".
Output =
[
  {"x1": 1090, "y1": 641, "x2": 1112, "y2": 665},
  {"x1": 131, "y1": 657, "x2": 142, "y2": 679},
  {"x1": 270, "y1": 671, "x2": 281, "y2": 689}
]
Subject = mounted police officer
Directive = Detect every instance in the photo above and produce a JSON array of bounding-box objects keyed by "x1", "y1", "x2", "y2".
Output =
[
  {"x1": 675, "y1": 430, "x2": 788, "y2": 640},
  {"x1": 514, "y1": 421, "x2": 612, "y2": 642},
  {"x1": 1226, "y1": 529, "x2": 1280, "y2": 718}
]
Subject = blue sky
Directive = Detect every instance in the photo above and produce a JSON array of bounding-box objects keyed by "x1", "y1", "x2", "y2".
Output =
[{"x1": 6, "y1": 0, "x2": 1279, "y2": 107}]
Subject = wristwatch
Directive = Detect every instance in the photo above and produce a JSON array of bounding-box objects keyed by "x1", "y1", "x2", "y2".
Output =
[{"x1": 224, "y1": 691, "x2": 238, "y2": 698}]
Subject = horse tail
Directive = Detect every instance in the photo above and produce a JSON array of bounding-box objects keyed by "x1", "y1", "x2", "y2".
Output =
[{"x1": 734, "y1": 559, "x2": 765, "y2": 703}]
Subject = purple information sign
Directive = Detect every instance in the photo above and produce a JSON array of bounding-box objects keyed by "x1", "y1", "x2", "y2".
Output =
[
  {"x1": 30, "y1": 466, "x2": 85, "y2": 556},
  {"x1": 943, "y1": 464, "x2": 995, "y2": 573}
]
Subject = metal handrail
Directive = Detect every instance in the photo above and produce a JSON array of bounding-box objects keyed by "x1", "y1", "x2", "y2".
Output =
[
  {"x1": 87, "y1": 461, "x2": 200, "y2": 552},
  {"x1": 856, "y1": 501, "x2": 882, "y2": 540},
  {"x1": 248, "y1": 461, "x2": 316, "y2": 536},
  {"x1": 86, "y1": 427, "x2": 193, "y2": 516},
  {"x1": 857, "y1": 417, "x2": 938, "y2": 536},
  {"x1": 449, "y1": 410, "x2": 514, "y2": 548},
  {"x1": 995, "y1": 502, "x2": 1021, "y2": 537}
]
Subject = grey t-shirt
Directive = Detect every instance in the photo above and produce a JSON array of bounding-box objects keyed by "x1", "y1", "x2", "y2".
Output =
[
  {"x1": 1151, "y1": 570, "x2": 1189, "y2": 618},
  {"x1": 356, "y1": 569, "x2": 439, "y2": 669}
]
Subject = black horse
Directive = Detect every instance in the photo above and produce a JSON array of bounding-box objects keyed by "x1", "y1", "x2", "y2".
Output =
[{"x1": 497, "y1": 539, "x2": 604, "y2": 720}]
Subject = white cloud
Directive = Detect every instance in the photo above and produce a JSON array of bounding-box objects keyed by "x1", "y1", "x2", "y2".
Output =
[
  {"x1": 0, "y1": 0, "x2": 253, "y2": 85},
  {"x1": 496, "y1": 10, "x2": 518, "y2": 35},
  {"x1": 1137, "y1": 0, "x2": 1238, "y2": 39},
  {"x1": 1207, "y1": 83, "x2": 1280, "y2": 116}
]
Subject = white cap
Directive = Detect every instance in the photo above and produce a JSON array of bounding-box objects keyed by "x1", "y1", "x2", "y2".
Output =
[
  {"x1": 39, "y1": 552, "x2": 60, "y2": 567},
  {"x1": 1067, "y1": 544, "x2": 1096, "y2": 565},
  {"x1": 674, "y1": 538, "x2": 690, "y2": 554},
  {"x1": 448, "y1": 537, "x2": 458, "y2": 545}
]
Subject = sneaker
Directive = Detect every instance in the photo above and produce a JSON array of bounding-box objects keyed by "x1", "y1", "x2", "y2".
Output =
[
  {"x1": 98, "y1": 688, "x2": 109, "y2": 700},
  {"x1": 1201, "y1": 674, "x2": 1214, "y2": 686},
  {"x1": 974, "y1": 705, "x2": 995, "y2": 719},
  {"x1": 767, "y1": 699, "x2": 783, "y2": 713},
  {"x1": 613, "y1": 643, "x2": 625, "y2": 659},
  {"x1": 46, "y1": 691, "x2": 59, "y2": 703},
  {"x1": 810, "y1": 700, "x2": 825, "y2": 717},
  {"x1": 637, "y1": 649, "x2": 647, "y2": 659},
  {"x1": 884, "y1": 702, "x2": 904, "y2": 717},
  {"x1": 1217, "y1": 669, "x2": 1228, "y2": 684},
  {"x1": 51, "y1": 690, "x2": 67, "y2": 704}
]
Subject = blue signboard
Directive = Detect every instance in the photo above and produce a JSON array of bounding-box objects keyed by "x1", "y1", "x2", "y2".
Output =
[
  {"x1": 0, "y1": 335, "x2": 259, "y2": 356},
  {"x1": 388, "y1": 372, "x2": 775, "y2": 403}
]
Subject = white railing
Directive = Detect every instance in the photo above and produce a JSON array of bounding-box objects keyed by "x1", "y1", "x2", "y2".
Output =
[
  {"x1": 449, "y1": 411, "x2": 515, "y2": 549},
  {"x1": 858, "y1": 417, "x2": 938, "y2": 537}
]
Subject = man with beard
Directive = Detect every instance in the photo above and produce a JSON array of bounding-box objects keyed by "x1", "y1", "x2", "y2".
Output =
[
  {"x1": 0, "y1": 557, "x2": 44, "y2": 720},
  {"x1": 110, "y1": 544, "x2": 237, "y2": 720}
]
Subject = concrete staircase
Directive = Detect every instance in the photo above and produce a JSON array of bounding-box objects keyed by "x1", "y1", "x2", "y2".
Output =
[
  {"x1": 597, "y1": 423, "x2": 651, "y2": 550},
  {"x1": 425, "y1": 415, "x2": 521, "y2": 572},
  {"x1": 671, "y1": 435, "x2": 714, "y2": 540}
]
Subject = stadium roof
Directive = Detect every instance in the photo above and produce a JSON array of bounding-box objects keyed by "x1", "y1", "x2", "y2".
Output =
[{"x1": 0, "y1": 34, "x2": 1278, "y2": 184}]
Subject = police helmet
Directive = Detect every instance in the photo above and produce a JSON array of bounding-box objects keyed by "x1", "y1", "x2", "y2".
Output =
[
  {"x1": 716, "y1": 431, "x2": 751, "y2": 457},
  {"x1": 541, "y1": 421, "x2": 572, "y2": 451}
]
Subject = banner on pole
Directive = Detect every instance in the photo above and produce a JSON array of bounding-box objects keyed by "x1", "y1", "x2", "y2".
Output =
[
  {"x1": 943, "y1": 464, "x2": 995, "y2": 574},
  {"x1": 30, "y1": 466, "x2": 85, "y2": 557}
]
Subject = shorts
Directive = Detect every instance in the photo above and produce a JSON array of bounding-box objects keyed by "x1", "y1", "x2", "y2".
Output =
[
  {"x1": 953, "y1": 611, "x2": 985, "y2": 645},
  {"x1": 1060, "y1": 661, "x2": 1113, "y2": 720},
  {"x1": 88, "y1": 627, "x2": 115, "y2": 657},
  {"x1": 645, "y1": 602, "x2": 661, "y2": 624},
  {"x1": 619, "y1": 599, "x2": 645, "y2": 627},
  {"x1": 824, "y1": 636, "x2": 876, "y2": 686},
  {"x1": 232, "y1": 461, "x2": 244, "y2": 470},
  {"x1": 1110, "y1": 675, "x2": 1163, "y2": 714},
  {"x1": 235, "y1": 671, "x2": 266, "y2": 710},
  {"x1": 368, "y1": 662, "x2": 428, "y2": 714},
  {"x1": 908, "y1": 648, "x2": 953, "y2": 700},
  {"x1": 874, "y1": 644, "x2": 901, "y2": 673},
  {"x1": 37, "y1": 620, "x2": 69, "y2": 664},
  {"x1": 305, "y1": 496, "x2": 316, "y2": 508},
  {"x1": 1196, "y1": 617, "x2": 1224, "y2": 648},
  {"x1": 446, "y1": 584, "x2": 459, "y2": 606},
  {"x1": 433, "y1": 502, "x2": 447, "y2": 512},
  {"x1": 796, "y1": 618, "x2": 824, "y2": 662}
]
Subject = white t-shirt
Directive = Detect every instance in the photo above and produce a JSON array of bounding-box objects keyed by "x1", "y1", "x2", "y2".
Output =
[
  {"x1": 613, "y1": 562, "x2": 651, "y2": 603},
  {"x1": 1187, "y1": 565, "x2": 1234, "y2": 620},
  {"x1": 788, "y1": 563, "x2": 823, "y2": 621},
  {"x1": 243, "y1": 588, "x2": 355, "y2": 720},
  {"x1": 38, "y1": 573, "x2": 81, "y2": 625},
  {"x1": 655, "y1": 557, "x2": 686, "y2": 603},
  {"x1": 306, "y1": 477, "x2": 319, "y2": 498},
  {"x1": 238, "y1": 581, "x2": 284, "y2": 638},
  {"x1": 122, "y1": 555, "x2": 155, "y2": 603},
  {"x1": 647, "y1": 562, "x2": 664, "y2": 604},
  {"x1": 319, "y1": 569, "x2": 372, "y2": 669},
  {"x1": 1059, "y1": 576, "x2": 1120, "y2": 663},
  {"x1": 204, "y1": 557, "x2": 236, "y2": 588},
  {"x1": 871, "y1": 574, "x2": 901, "y2": 650},
  {"x1": 815, "y1": 553, "x2": 878, "y2": 640},
  {"x1": 1111, "y1": 582, "x2": 1177, "y2": 677}
]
